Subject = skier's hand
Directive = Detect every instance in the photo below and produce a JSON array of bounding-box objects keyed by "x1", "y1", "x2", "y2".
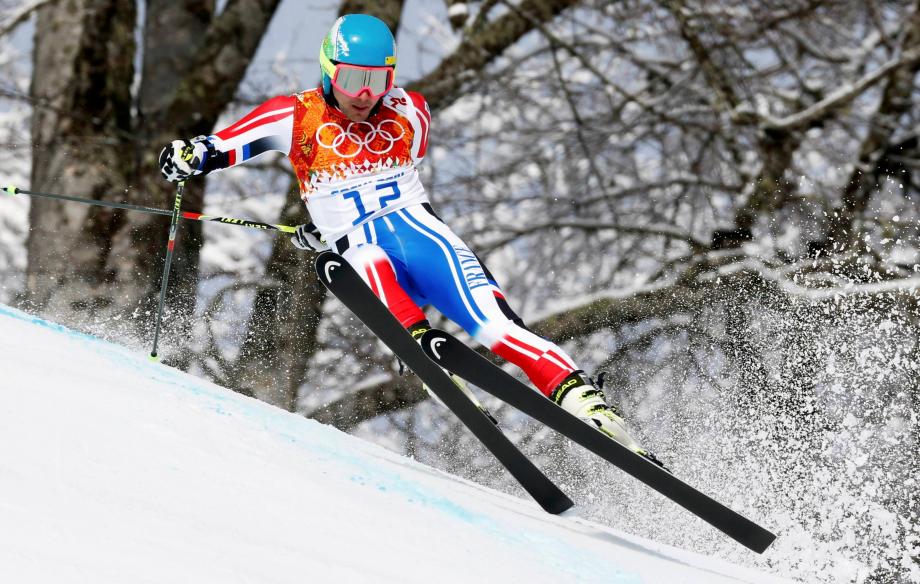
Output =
[
  {"x1": 159, "y1": 139, "x2": 206, "y2": 183},
  {"x1": 291, "y1": 222, "x2": 329, "y2": 252}
]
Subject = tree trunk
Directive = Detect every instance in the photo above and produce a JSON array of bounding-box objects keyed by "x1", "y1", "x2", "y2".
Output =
[
  {"x1": 230, "y1": 0, "x2": 405, "y2": 410},
  {"x1": 25, "y1": 0, "x2": 282, "y2": 362},
  {"x1": 25, "y1": 0, "x2": 137, "y2": 326}
]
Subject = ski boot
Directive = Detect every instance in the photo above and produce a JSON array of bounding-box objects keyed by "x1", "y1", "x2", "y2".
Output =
[{"x1": 551, "y1": 372, "x2": 666, "y2": 470}]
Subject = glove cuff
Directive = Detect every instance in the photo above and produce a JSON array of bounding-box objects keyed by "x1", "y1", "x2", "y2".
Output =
[{"x1": 193, "y1": 136, "x2": 231, "y2": 175}]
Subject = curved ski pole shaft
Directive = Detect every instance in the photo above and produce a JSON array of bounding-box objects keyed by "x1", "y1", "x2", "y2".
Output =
[
  {"x1": 2, "y1": 186, "x2": 296, "y2": 233},
  {"x1": 149, "y1": 181, "x2": 185, "y2": 361}
]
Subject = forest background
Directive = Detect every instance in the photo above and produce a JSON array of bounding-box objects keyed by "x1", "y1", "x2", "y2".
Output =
[{"x1": 0, "y1": 1, "x2": 918, "y2": 582}]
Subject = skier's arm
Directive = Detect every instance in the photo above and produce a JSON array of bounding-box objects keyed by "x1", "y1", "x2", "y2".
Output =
[
  {"x1": 159, "y1": 95, "x2": 296, "y2": 182},
  {"x1": 405, "y1": 91, "x2": 431, "y2": 165}
]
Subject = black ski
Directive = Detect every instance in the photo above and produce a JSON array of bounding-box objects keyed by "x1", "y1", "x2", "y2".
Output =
[
  {"x1": 315, "y1": 251, "x2": 573, "y2": 515},
  {"x1": 420, "y1": 328, "x2": 777, "y2": 554}
]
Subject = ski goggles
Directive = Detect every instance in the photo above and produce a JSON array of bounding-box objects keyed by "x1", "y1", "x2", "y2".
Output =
[{"x1": 330, "y1": 63, "x2": 395, "y2": 99}]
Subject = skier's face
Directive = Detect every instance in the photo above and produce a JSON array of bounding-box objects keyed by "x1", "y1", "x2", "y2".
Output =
[{"x1": 333, "y1": 86, "x2": 377, "y2": 122}]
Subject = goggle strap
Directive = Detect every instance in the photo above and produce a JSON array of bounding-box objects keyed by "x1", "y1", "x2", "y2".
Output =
[{"x1": 319, "y1": 50, "x2": 337, "y2": 78}]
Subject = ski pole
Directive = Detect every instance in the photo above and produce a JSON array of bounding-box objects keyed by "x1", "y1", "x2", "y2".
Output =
[
  {"x1": 149, "y1": 181, "x2": 184, "y2": 362},
  {"x1": 2, "y1": 185, "x2": 297, "y2": 233}
]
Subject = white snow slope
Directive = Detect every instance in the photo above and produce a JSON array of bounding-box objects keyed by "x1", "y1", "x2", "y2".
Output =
[{"x1": 0, "y1": 304, "x2": 791, "y2": 584}]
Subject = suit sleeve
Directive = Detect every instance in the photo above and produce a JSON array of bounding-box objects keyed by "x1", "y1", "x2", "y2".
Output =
[
  {"x1": 198, "y1": 95, "x2": 296, "y2": 174},
  {"x1": 405, "y1": 91, "x2": 431, "y2": 165}
]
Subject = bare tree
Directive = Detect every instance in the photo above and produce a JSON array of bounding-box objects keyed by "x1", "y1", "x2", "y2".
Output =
[
  {"x1": 405, "y1": 0, "x2": 920, "y2": 578},
  {"x1": 23, "y1": 0, "x2": 282, "y2": 352},
  {"x1": 9, "y1": 1, "x2": 919, "y2": 577},
  {"x1": 213, "y1": 0, "x2": 407, "y2": 411}
]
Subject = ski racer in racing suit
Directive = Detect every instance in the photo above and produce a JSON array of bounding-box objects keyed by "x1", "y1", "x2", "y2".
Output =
[{"x1": 158, "y1": 14, "x2": 662, "y2": 466}]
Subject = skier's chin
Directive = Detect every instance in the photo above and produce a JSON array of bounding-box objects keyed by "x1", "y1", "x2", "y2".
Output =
[{"x1": 346, "y1": 104, "x2": 373, "y2": 122}]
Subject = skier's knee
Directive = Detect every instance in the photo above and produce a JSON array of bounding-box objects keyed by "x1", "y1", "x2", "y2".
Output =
[
  {"x1": 343, "y1": 244, "x2": 397, "y2": 285},
  {"x1": 344, "y1": 243, "x2": 390, "y2": 269}
]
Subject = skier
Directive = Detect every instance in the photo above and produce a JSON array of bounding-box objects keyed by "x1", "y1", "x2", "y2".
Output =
[{"x1": 159, "y1": 14, "x2": 662, "y2": 466}]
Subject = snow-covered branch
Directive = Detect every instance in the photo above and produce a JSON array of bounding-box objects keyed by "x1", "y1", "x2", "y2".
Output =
[
  {"x1": 759, "y1": 47, "x2": 920, "y2": 132},
  {"x1": 478, "y1": 219, "x2": 708, "y2": 252},
  {"x1": 0, "y1": 0, "x2": 54, "y2": 38},
  {"x1": 528, "y1": 253, "x2": 920, "y2": 345}
]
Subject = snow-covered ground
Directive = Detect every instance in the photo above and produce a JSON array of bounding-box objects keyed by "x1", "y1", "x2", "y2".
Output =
[{"x1": 0, "y1": 303, "x2": 790, "y2": 583}]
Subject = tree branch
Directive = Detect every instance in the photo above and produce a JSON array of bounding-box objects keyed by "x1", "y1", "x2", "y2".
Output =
[
  {"x1": 167, "y1": 0, "x2": 282, "y2": 127},
  {"x1": 664, "y1": 0, "x2": 741, "y2": 112},
  {"x1": 761, "y1": 46, "x2": 920, "y2": 132},
  {"x1": 529, "y1": 254, "x2": 920, "y2": 344},
  {"x1": 308, "y1": 376, "x2": 429, "y2": 432},
  {"x1": 405, "y1": 0, "x2": 580, "y2": 111},
  {"x1": 0, "y1": 0, "x2": 55, "y2": 38},
  {"x1": 475, "y1": 219, "x2": 708, "y2": 253}
]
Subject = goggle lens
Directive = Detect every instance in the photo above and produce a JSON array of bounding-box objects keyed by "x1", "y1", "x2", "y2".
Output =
[{"x1": 332, "y1": 65, "x2": 393, "y2": 99}]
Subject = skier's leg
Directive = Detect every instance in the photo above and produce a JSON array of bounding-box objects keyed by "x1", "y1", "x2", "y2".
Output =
[
  {"x1": 473, "y1": 288, "x2": 661, "y2": 461},
  {"x1": 340, "y1": 243, "x2": 426, "y2": 328},
  {"x1": 391, "y1": 205, "x2": 662, "y2": 463},
  {"x1": 389, "y1": 206, "x2": 580, "y2": 393},
  {"x1": 340, "y1": 235, "x2": 494, "y2": 418}
]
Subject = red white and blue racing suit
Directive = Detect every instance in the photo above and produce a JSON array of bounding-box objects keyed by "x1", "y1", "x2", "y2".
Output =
[{"x1": 200, "y1": 87, "x2": 579, "y2": 395}]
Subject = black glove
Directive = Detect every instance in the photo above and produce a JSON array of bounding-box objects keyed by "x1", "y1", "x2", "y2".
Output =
[
  {"x1": 159, "y1": 138, "x2": 206, "y2": 182},
  {"x1": 291, "y1": 222, "x2": 329, "y2": 251}
]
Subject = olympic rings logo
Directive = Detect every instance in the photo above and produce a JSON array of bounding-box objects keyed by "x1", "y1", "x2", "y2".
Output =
[{"x1": 315, "y1": 119, "x2": 406, "y2": 158}]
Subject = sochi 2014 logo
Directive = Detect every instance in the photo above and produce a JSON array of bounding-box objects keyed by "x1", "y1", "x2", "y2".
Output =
[{"x1": 315, "y1": 119, "x2": 405, "y2": 158}]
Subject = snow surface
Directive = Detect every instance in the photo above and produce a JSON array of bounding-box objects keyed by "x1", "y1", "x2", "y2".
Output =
[{"x1": 0, "y1": 304, "x2": 791, "y2": 583}]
